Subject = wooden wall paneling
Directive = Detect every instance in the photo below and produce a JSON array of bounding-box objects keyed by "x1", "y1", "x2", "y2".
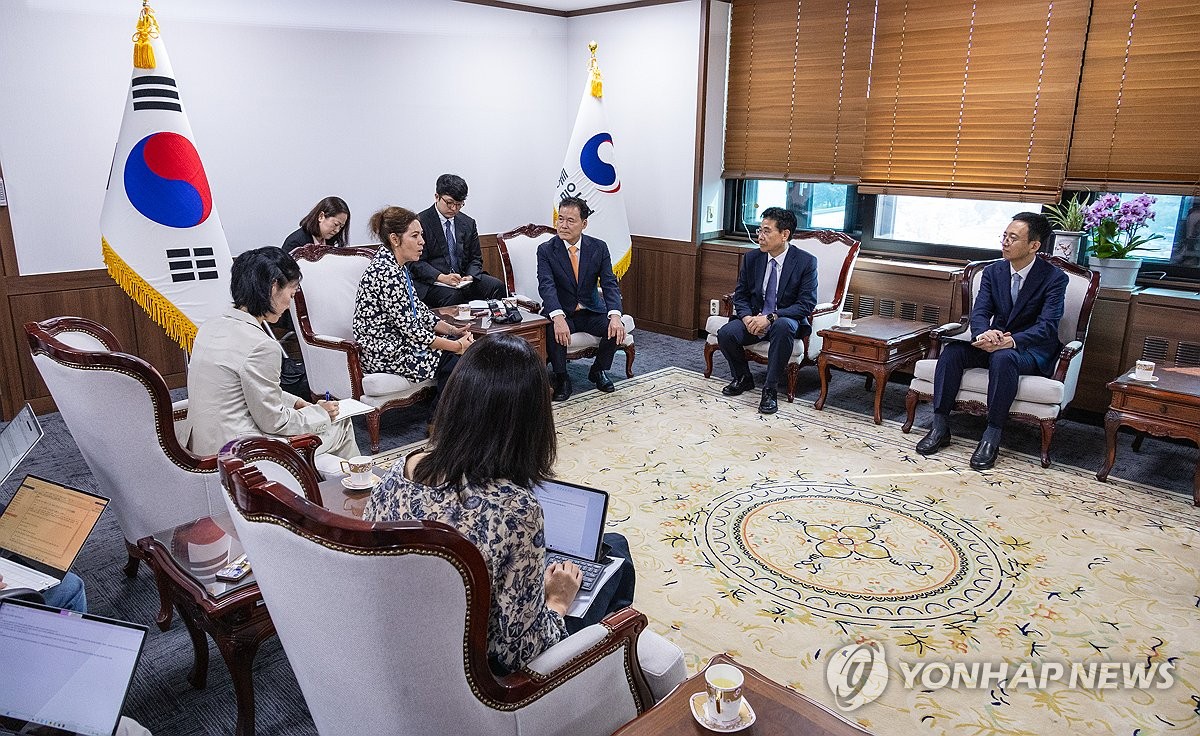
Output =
[
  {"x1": 626, "y1": 236, "x2": 696, "y2": 339},
  {"x1": 9, "y1": 284, "x2": 140, "y2": 409},
  {"x1": 697, "y1": 241, "x2": 747, "y2": 331},
  {"x1": 1073, "y1": 287, "x2": 1135, "y2": 413},
  {"x1": 479, "y1": 234, "x2": 504, "y2": 280},
  {"x1": 845, "y1": 259, "x2": 961, "y2": 327},
  {"x1": 1125, "y1": 288, "x2": 1200, "y2": 370}
]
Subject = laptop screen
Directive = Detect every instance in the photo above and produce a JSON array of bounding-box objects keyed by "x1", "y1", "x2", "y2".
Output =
[
  {"x1": 0, "y1": 404, "x2": 43, "y2": 486},
  {"x1": 0, "y1": 599, "x2": 146, "y2": 736},
  {"x1": 533, "y1": 480, "x2": 608, "y2": 562},
  {"x1": 0, "y1": 476, "x2": 108, "y2": 577}
]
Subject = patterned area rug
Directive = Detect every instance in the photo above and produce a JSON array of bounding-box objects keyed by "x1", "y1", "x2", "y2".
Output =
[{"x1": 384, "y1": 367, "x2": 1200, "y2": 735}]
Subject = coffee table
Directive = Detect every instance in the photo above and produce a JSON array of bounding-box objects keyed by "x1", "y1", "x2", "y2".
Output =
[
  {"x1": 436, "y1": 305, "x2": 549, "y2": 362},
  {"x1": 815, "y1": 316, "x2": 933, "y2": 424},
  {"x1": 1096, "y1": 365, "x2": 1200, "y2": 505},
  {"x1": 612, "y1": 653, "x2": 871, "y2": 735},
  {"x1": 138, "y1": 515, "x2": 274, "y2": 736}
]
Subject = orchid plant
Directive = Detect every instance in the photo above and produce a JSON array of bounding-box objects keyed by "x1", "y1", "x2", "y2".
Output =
[{"x1": 1085, "y1": 193, "x2": 1162, "y2": 259}]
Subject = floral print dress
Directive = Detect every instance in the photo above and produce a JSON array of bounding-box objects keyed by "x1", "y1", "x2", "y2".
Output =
[
  {"x1": 353, "y1": 246, "x2": 442, "y2": 381},
  {"x1": 362, "y1": 467, "x2": 569, "y2": 672}
]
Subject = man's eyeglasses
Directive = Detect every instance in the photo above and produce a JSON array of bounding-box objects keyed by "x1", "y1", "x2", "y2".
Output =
[
  {"x1": 1000, "y1": 233, "x2": 1025, "y2": 244},
  {"x1": 754, "y1": 226, "x2": 778, "y2": 237},
  {"x1": 439, "y1": 196, "x2": 466, "y2": 210}
]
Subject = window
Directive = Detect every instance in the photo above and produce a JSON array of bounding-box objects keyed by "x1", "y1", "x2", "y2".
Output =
[
  {"x1": 732, "y1": 180, "x2": 854, "y2": 235},
  {"x1": 873, "y1": 196, "x2": 1035, "y2": 251}
]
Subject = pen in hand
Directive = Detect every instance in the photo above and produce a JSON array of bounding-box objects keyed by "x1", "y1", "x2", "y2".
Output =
[{"x1": 324, "y1": 391, "x2": 332, "y2": 401}]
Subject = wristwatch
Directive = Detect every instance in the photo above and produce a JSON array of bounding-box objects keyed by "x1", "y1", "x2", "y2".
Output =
[{"x1": 767, "y1": 313, "x2": 776, "y2": 324}]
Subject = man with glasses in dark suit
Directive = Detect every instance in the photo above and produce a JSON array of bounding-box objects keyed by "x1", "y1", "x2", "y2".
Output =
[
  {"x1": 413, "y1": 174, "x2": 506, "y2": 307},
  {"x1": 716, "y1": 206, "x2": 818, "y2": 415}
]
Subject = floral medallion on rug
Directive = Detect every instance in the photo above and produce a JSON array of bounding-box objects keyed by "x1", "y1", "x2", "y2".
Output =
[{"x1": 378, "y1": 367, "x2": 1200, "y2": 734}]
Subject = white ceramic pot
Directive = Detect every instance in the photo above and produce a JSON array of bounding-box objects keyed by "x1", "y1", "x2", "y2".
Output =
[
  {"x1": 1087, "y1": 256, "x2": 1142, "y2": 290},
  {"x1": 1051, "y1": 231, "x2": 1084, "y2": 263}
]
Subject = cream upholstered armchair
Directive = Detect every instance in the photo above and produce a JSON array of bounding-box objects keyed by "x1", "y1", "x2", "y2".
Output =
[
  {"x1": 902, "y1": 255, "x2": 1100, "y2": 467},
  {"x1": 703, "y1": 230, "x2": 860, "y2": 401},
  {"x1": 217, "y1": 437, "x2": 686, "y2": 736},
  {"x1": 496, "y1": 224, "x2": 637, "y2": 378},
  {"x1": 290, "y1": 245, "x2": 435, "y2": 453},
  {"x1": 24, "y1": 317, "x2": 224, "y2": 625}
]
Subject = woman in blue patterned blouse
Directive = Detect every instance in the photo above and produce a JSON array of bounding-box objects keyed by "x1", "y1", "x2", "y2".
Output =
[
  {"x1": 362, "y1": 334, "x2": 635, "y2": 672},
  {"x1": 352, "y1": 206, "x2": 473, "y2": 397}
]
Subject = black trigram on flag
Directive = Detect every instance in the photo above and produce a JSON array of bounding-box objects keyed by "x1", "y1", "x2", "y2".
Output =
[
  {"x1": 132, "y1": 75, "x2": 182, "y2": 112},
  {"x1": 166, "y1": 247, "x2": 219, "y2": 282}
]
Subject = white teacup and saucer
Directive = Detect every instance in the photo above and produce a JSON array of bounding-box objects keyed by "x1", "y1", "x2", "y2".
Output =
[{"x1": 340, "y1": 455, "x2": 380, "y2": 492}]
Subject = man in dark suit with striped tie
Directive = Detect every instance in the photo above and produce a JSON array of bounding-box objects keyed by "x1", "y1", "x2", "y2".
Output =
[
  {"x1": 716, "y1": 207, "x2": 818, "y2": 415},
  {"x1": 916, "y1": 212, "x2": 1068, "y2": 470},
  {"x1": 412, "y1": 174, "x2": 505, "y2": 307},
  {"x1": 536, "y1": 196, "x2": 625, "y2": 401}
]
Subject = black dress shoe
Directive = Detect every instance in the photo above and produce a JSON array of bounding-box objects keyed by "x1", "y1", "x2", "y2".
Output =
[
  {"x1": 758, "y1": 388, "x2": 778, "y2": 415},
  {"x1": 969, "y1": 439, "x2": 1000, "y2": 470},
  {"x1": 916, "y1": 426, "x2": 952, "y2": 456},
  {"x1": 722, "y1": 374, "x2": 755, "y2": 396},
  {"x1": 589, "y1": 368, "x2": 616, "y2": 393},
  {"x1": 552, "y1": 374, "x2": 573, "y2": 402}
]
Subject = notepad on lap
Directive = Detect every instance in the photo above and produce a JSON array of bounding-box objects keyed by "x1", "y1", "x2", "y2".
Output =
[
  {"x1": 433, "y1": 276, "x2": 474, "y2": 289},
  {"x1": 0, "y1": 476, "x2": 108, "y2": 592},
  {"x1": 331, "y1": 397, "x2": 375, "y2": 422}
]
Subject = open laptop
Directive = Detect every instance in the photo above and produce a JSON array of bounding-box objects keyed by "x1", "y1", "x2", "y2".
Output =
[
  {"x1": 0, "y1": 598, "x2": 146, "y2": 736},
  {"x1": 534, "y1": 479, "x2": 614, "y2": 593},
  {"x1": 0, "y1": 404, "x2": 43, "y2": 486},
  {"x1": 0, "y1": 476, "x2": 108, "y2": 592}
]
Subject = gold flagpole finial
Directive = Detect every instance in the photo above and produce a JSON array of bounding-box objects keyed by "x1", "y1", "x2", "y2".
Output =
[
  {"x1": 587, "y1": 41, "x2": 603, "y2": 98},
  {"x1": 133, "y1": 1, "x2": 160, "y2": 69}
]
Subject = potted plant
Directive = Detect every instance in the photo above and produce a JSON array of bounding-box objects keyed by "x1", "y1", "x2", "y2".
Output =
[
  {"x1": 1083, "y1": 193, "x2": 1162, "y2": 290},
  {"x1": 1044, "y1": 195, "x2": 1087, "y2": 262}
]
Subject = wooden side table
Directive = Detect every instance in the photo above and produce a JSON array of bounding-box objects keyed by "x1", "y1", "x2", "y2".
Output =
[
  {"x1": 138, "y1": 515, "x2": 275, "y2": 736},
  {"x1": 1096, "y1": 365, "x2": 1200, "y2": 505},
  {"x1": 815, "y1": 316, "x2": 932, "y2": 424},
  {"x1": 613, "y1": 653, "x2": 872, "y2": 736},
  {"x1": 436, "y1": 305, "x2": 549, "y2": 362}
]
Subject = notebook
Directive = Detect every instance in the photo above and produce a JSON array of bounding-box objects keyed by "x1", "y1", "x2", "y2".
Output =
[
  {"x1": 534, "y1": 479, "x2": 622, "y2": 599},
  {"x1": 0, "y1": 404, "x2": 43, "y2": 486},
  {"x1": 0, "y1": 598, "x2": 146, "y2": 736},
  {"x1": 0, "y1": 476, "x2": 108, "y2": 592}
]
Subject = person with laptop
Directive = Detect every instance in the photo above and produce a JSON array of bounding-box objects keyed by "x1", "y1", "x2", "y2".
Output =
[
  {"x1": 362, "y1": 334, "x2": 635, "y2": 673},
  {"x1": 0, "y1": 571, "x2": 86, "y2": 612}
]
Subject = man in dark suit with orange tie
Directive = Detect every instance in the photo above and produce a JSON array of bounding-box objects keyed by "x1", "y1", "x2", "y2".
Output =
[
  {"x1": 412, "y1": 174, "x2": 506, "y2": 307},
  {"x1": 916, "y1": 212, "x2": 1067, "y2": 470},
  {"x1": 717, "y1": 207, "x2": 818, "y2": 415},
  {"x1": 536, "y1": 196, "x2": 625, "y2": 401}
]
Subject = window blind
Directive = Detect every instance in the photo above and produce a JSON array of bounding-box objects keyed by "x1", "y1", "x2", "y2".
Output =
[
  {"x1": 857, "y1": 0, "x2": 1090, "y2": 201},
  {"x1": 723, "y1": 0, "x2": 875, "y2": 182},
  {"x1": 1065, "y1": 0, "x2": 1200, "y2": 195}
]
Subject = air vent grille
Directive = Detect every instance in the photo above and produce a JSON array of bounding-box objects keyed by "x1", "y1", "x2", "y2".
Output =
[
  {"x1": 879, "y1": 299, "x2": 896, "y2": 318},
  {"x1": 857, "y1": 295, "x2": 876, "y2": 317},
  {"x1": 921, "y1": 305, "x2": 942, "y2": 324},
  {"x1": 1176, "y1": 341, "x2": 1200, "y2": 368},
  {"x1": 1140, "y1": 337, "x2": 1169, "y2": 363},
  {"x1": 899, "y1": 302, "x2": 918, "y2": 321}
]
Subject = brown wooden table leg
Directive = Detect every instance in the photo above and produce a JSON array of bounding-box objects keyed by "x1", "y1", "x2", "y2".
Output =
[
  {"x1": 870, "y1": 367, "x2": 890, "y2": 424},
  {"x1": 815, "y1": 354, "x2": 830, "y2": 411},
  {"x1": 1193, "y1": 458, "x2": 1200, "y2": 507},
  {"x1": 1096, "y1": 410, "x2": 1122, "y2": 482},
  {"x1": 179, "y1": 608, "x2": 210, "y2": 690},
  {"x1": 217, "y1": 634, "x2": 264, "y2": 736}
]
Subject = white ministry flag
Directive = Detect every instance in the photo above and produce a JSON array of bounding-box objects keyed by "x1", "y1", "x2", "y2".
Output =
[
  {"x1": 554, "y1": 42, "x2": 632, "y2": 278},
  {"x1": 101, "y1": 3, "x2": 232, "y2": 351}
]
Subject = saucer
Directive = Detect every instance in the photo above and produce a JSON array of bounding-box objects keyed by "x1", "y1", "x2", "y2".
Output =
[
  {"x1": 341, "y1": 475, "x2": 380, "y2": 492},
  {"x1": 1126, "y1": 373, "x2": 1159, "y2": 383},
  {"x1": 689, "y1": 693, "x2": 756, "y2": 733}
]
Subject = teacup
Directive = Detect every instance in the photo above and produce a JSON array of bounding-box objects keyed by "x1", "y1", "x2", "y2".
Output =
[
  {"x1": 1134, "y1": 360, "x2": 1155, "y2": 381},
  {"x1": 456, "y1": 305, "x2": 472, "y2": 321},
  {"x1": 839, "y1": 311, "x2": 854, "y2": 328},
  {"x1": 340, "y1": 455, "x2": 374, "y2": 486},
  {"x1": 704, "y1": 663, "x2": 744, "y2": 726}
]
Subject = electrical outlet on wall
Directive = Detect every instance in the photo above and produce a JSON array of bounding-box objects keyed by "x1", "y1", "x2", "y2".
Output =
[
  {"x1": 705, "y1": 205, "x2": 715, "y2": 223},
  {"x1": 709, "y1": 299, "x2": 720, "y2": 316}
]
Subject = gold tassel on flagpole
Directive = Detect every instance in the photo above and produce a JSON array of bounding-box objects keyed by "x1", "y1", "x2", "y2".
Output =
[
  {"x1": 133, "y1": 1, "x2": 160, "y2": 69},
  {"x1": 103, "y1": 238, "x2": 198, "y2": 350},
  {"x1": 588, "y1": 41, "x2": 603, "y2": 98}
]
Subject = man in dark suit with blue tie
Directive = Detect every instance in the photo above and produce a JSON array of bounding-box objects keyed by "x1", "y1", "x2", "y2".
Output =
[
  {"x1": 412, "y1": 174, "x2": 506, "y2": 307},
  {"x1": 717, "y1": 207, "x2": 818, "y2": 415},
  {"x1": 917, "y1": 212, "x2": 1068, "y2": 470},
  {"x1": 536, "y1": 196, "x2": 625, "y2": 401}
]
